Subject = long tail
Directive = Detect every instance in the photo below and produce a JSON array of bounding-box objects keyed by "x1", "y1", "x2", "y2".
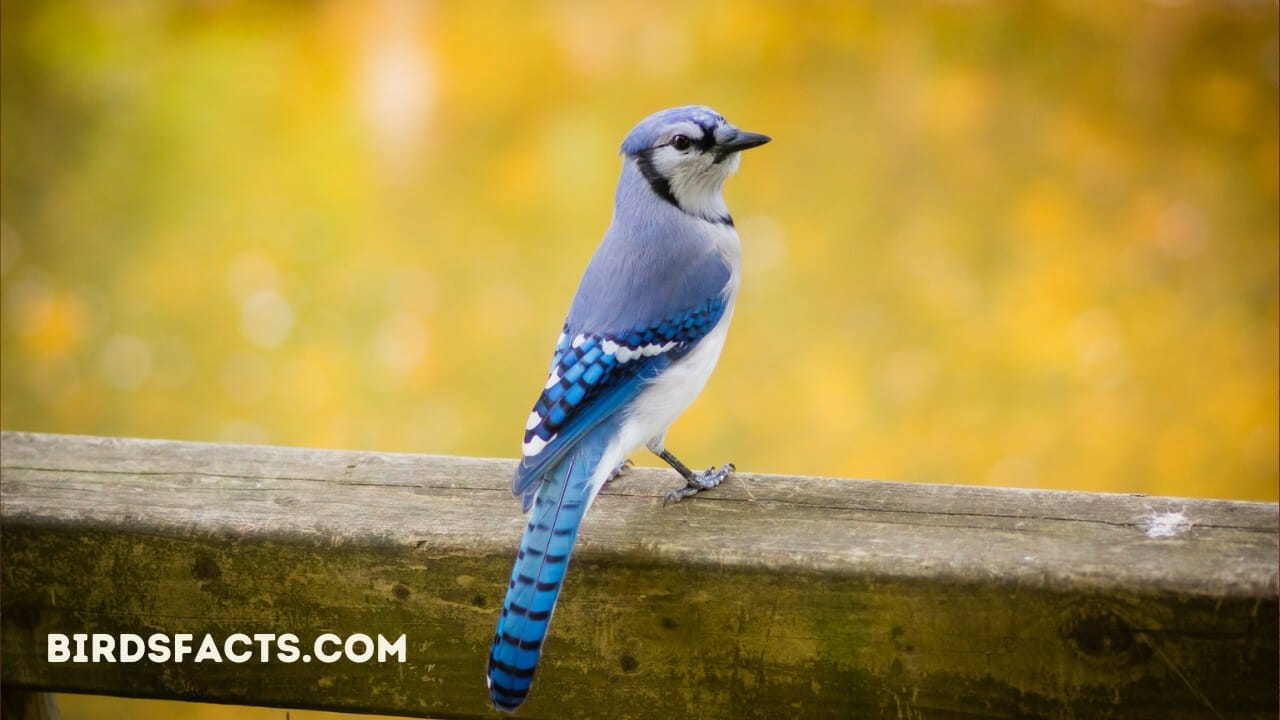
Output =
[{"x1": 487, "y1": 438, "x2": 603, "y2": 712}]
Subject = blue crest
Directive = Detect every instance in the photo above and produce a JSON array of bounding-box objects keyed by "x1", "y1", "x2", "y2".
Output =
[{"x1": 619, "y1": 105, "x2": 726, "y2": 155}]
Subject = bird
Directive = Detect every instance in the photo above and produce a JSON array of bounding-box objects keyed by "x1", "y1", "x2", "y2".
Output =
[{"x1": 485, "y1": 105, "x2": 770, "y2": 712}]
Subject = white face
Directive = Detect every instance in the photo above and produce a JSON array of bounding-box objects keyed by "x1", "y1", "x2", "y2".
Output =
[{"x1": 648, "y1": 121, "x2": 739, "y2": 221}]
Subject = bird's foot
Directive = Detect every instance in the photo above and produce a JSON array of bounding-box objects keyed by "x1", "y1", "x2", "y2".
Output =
[
  {"x1": 663, "y1": 463, "x2": 734, "y2": 505},
  {"x1": 603, "y1": 458, "x2": 634, "y2": 488}
]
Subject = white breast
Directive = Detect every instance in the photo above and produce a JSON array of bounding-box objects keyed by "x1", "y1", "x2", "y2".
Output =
[{"x1": 620, "y1": 305, "x2": 735, "y2": 447}]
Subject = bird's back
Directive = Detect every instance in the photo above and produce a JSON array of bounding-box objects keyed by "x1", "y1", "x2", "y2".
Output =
[{"x1": 565, "y1": 160, "x2": 738, "y2": 336}]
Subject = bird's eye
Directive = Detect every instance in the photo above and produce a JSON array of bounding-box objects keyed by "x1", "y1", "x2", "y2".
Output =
[{"x1": 670, "y1": 135, "x2": 692, "y2": 151}]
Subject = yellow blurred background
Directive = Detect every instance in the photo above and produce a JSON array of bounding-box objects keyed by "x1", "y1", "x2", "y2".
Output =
[
  {"x1": 1, "y1": 0, "x2": 1277, "y2": 717},
  {"x1": 4, "y1": 0, "x2": 1277, "y2": 496}
]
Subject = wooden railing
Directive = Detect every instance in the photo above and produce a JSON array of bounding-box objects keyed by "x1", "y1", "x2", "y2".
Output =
[{"x1": 1, "y1": 431, "x2": 1276, "y2": 719}]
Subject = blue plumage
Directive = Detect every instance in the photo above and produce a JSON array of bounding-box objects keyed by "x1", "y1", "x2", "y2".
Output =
[
  {"x1": 487, "y1": 106, "x2": 768, "y2": 712},
  {"x1": 618, "y1": 105, "x2": 726, "y2": 156},
  {"x1": 488, "y1": 427, "x2": 612, "y2": 711},
  {"x1": 513, "y1": 297, "x2": 728, "y2": 507}
]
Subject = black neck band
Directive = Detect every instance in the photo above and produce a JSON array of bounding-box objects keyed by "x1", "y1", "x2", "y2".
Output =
[
  {"x1": 634, "y1": 151, "x2": 679, "y2": 209},
  {"x1": 633, "y1": 152, "x2": 733, "y2": 227}
]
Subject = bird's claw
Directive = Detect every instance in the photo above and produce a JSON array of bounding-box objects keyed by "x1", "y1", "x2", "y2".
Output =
[
  {"x1": 663, "y1": 463, "x2": 735, "y2": 505},
  {"x1": 602, "y1": 458, "x2": 634, "y2": 489}
]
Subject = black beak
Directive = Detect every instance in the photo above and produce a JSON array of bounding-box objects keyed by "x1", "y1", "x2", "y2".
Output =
[{"x1": 718, "y1": 130, "x2": 772, "y2": 154}]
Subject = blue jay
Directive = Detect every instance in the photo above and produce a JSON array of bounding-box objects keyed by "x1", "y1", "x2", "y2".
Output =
[{"x1": 486, "y1": 105, "x2": 769, "y2": 712}]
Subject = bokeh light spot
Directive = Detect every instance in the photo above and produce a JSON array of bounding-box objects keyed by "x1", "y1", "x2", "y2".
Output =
[
  {"x1": 227, "y1": 253, "x2": 280, "y2": 302},
  {"x1": 240, "y1": 290, "x2": 294, "y2": 348},
  {"x1": 98, "y1": 334, "x2": 152, "y2": 391},
  {"x1": 373, "y1": 312, "x2": 428, "y2": 373}
]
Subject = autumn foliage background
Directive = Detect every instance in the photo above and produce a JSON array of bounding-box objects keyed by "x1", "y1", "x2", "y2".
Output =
[
  {"x1": 3, "y1": 2, "x2": 1277, "y2": 505},
  {"x1": 7, "y1": 3, "x2": 1280, "y2": 501},
  {"x1": 1, "y1": 1, "x2": 1277, "y2": 718}
]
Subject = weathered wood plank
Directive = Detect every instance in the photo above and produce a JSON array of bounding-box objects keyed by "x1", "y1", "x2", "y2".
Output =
[{"x1": 1, "y1": 431, "x2": 1276, "y2": 719}]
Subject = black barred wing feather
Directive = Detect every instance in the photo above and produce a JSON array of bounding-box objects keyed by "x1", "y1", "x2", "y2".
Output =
[{"x1": 511, "y1": 296, "x2": 727, "y2": 503}]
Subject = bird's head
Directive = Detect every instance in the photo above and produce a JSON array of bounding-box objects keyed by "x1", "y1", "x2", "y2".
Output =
[{"x1": 620, "y1": 105, "x2": 770, "y2": 222}]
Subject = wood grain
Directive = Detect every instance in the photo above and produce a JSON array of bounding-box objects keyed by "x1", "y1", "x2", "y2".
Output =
[{"x1": 1, "y1": 431, "x2": 1276, "y2": 719}]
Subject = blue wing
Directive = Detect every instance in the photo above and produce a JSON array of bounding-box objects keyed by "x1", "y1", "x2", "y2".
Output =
[{"x1": 512, "y1": 295, "x2": 728, "y2": 508}]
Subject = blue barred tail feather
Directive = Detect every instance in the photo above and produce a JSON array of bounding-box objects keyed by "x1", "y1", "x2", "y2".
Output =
[{"x1": 487, "y1": 434, "x2": 606, "y2": 712}]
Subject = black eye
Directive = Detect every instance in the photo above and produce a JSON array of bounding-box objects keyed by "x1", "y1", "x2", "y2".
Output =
[{"x1": 670, "y1": 135, "x2": 691, "y2": 151}]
